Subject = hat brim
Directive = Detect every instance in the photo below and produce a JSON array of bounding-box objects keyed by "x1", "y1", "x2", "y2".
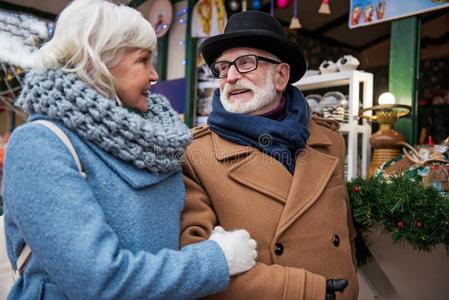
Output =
[{"x1": 200, "y1": 29, "x2": 307, "y2": 83}]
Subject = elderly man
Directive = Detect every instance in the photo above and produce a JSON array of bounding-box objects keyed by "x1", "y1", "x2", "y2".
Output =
[{"x1": 181, "y1": 10, "x2": 358, "y2": 300}]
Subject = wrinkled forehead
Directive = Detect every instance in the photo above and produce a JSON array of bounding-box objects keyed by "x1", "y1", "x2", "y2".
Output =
[{"x1": 217, "y1": 47, "x2": 280, "y2": 62}]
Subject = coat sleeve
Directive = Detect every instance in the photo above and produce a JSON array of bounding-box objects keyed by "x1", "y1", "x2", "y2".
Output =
[
  {"x1": 3, "y1": 124, "x2": 229, "y2": 300},
  {"x1": 181, "y1": 156, "x2": 326, "y2": 300}
]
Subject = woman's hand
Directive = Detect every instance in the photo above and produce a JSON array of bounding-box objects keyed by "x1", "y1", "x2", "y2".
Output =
[{"x1": 209, "y1": 226, "x2": 257, "y2": 276}]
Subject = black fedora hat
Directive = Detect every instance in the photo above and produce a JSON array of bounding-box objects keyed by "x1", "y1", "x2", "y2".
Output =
[{"x1": 200, "y1": 10, "x2": 307, "y2": 83}]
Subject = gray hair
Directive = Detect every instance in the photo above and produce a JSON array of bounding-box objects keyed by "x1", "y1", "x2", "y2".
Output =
[{"x1": 34, "y1": 0, "x2": 157, "y2": 104}]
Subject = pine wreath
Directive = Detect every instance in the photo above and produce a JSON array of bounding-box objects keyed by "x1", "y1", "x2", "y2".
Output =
[{"x1": 347, "y1": 175, "x2": 449, "y2": 266}]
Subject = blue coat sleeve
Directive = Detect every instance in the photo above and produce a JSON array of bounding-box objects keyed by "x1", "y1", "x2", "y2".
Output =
[{"x1": 3, "y1": 124, "x2": 229, "y2": 300}]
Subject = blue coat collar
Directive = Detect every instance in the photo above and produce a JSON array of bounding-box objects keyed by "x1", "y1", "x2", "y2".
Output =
[
  {"x1": 29, "y1": 114, "x2": 177, "y2": 189},
  {"x1": 85, "y1": 142, "x2": 179, "y2": 189}
]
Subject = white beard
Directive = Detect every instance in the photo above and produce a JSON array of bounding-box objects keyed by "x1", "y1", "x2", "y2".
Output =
[{"x1": 220, "y1": 69, "x2": 277, "y2": 114}]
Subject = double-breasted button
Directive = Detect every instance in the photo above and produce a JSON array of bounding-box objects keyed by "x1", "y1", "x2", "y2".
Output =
[
  {"x1": 274, "y1": 243, "x2": 284, "y2": 255},
  {"x1": 332, "y1": 234, "x2": 340, "y2": 247}
]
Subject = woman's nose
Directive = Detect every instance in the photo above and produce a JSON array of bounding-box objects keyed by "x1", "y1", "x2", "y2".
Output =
[{"x1": 150, "y1": 67, "x2": 159, "y2": 82}]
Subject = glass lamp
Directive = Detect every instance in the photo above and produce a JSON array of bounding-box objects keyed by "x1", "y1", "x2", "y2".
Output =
[{"x1": 359, "y1": 92, "x2": 412, "y2": 176}]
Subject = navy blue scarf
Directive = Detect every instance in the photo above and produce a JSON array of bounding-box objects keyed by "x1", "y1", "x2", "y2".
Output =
[{"x1": 207, "y1": 85, "x2": 310, "y2": 173}]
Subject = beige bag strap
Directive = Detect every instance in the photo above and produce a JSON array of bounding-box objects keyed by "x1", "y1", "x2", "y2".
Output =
[
  {"x1": 33, "y1": 120, "x2": 86, "y2": 178},
  {"x1": 14, "y1": 120, "x2": 86, "y2": 275}
]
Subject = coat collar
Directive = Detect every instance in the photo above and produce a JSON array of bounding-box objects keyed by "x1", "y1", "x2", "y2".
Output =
[
  {"x1": 212, "y1": 132, "x2": 255, "y2": 161},
  {"x1": 85, "y1": 139, "x2": 178, "y2": 189},
  {"x1": 306, "y1": 119, "x2": 333, "y2": 147},
  {"x1": 210, "y1": 120, "x2": 337, "y2": 210},
  {"x1": 211, "y1": 119, "x2": 332, "y2": 160}
]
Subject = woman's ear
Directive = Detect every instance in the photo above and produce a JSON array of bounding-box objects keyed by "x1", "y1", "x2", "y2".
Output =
[{"x1": 274, "y1": 63, "x2": 290, "y2": 92}]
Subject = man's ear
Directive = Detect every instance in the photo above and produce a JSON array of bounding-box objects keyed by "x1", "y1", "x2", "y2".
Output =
[{"x1": 274, "y1": 63, "x2": 290, "y2": 92}]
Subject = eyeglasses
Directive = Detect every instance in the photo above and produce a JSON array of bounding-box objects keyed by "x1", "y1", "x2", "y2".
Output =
[{"x1": 210, "y1": 54, "x2": 281, "y2": 79}]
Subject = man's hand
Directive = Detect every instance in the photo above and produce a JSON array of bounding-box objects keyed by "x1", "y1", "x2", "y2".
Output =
[{"x1": 325, "y1": 279, "x2": 348, "y2": 300}]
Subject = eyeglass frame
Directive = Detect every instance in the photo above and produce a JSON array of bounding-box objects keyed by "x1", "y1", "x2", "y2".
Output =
[{"x1": 210, "y1": 54, "x2": 282, "y2": 79}]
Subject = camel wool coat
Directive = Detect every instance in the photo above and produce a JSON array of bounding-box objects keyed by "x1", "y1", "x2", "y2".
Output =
[{"x1": 180, "y1": 117, "x2": 358, "y2": 300}]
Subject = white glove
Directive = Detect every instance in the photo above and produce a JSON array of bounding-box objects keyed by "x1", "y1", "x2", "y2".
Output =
[{"x1": 209, "y1": 226, "x2": 257, "y2": 276}]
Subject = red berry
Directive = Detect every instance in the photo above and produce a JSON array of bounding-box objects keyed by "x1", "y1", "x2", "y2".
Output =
[
  {"x1": 354, "y1": 186, "x2": 360, "y2": 193},
  {"x1": 416, "y1": 221, "x2": 424, "y2": 228},
  {"x1": 398, "y1": 221, "x2": 404, "y2": 230}
]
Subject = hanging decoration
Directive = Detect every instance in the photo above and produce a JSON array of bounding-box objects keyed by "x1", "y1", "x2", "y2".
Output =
[
  {"x1": 242, "y1": 0, "x2": 247, "y2": 11},
  {"x1": 0, "y1": 10, "x2": 50, "y2": 116},
  {"x1": 252, "y1": 0, "x2": 262, "y2": 10},
  {"x1": 225, "y1": 0, "x2": 241, "y2": 13},
  {"x1": 147, "y1": 0, "x2": 174, "y2": 38},
  {"x1": 276, "y1": 0, "x2": 290, "y2": 9},
  {"x1": 191, "y1": 0, "x2": 228, "y2": 37},
  {"x1": 0, "y1": 10, "x2": 50, "y2": 68},
  {"x1": 318, "y1": 0, "x2": 331, "y2": 15},
  {"x1": 270, "y1": 0, "x2": 275, "y2": 16},
  {"x1": 289, "y1": 0, "x2": 301, "y2": 29}
]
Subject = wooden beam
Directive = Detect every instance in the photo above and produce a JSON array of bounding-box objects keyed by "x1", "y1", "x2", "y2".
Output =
[
  {"x1": 184, "y1": 0, "x2": 197, "y2": 127},
  {"x1": 273, "y1": 17, "x2": 359, "y2": 52},
  {"x1": 389, "y1": 16, "x2": 420, "y2": 144},
  {"x1": 156, "y1": 35, "x2": 168, "y2": 81},
  {"x1": 312, "y1": 14, "x2": 349, "y2": 35}
]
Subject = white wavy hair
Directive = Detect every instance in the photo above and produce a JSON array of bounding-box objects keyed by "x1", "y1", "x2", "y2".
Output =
[{"x1": 34, "y1": 0, "x2": 157, "y2": 104}]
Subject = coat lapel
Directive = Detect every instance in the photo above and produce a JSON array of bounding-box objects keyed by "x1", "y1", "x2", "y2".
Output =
[
  {"x1": 275, "y1": 121, "x2": 339, "y2": 236},
  {"x1": 85, "y1": 140, "x2": 177, "y2": 189},
  {"x1": 212, "y1": 133, "x2": 292, "y2": 203}
]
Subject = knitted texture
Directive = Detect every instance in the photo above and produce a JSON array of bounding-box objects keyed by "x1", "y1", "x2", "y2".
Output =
[{"x1": 16, "y1": 69, "x2": 192, "y2": 174}]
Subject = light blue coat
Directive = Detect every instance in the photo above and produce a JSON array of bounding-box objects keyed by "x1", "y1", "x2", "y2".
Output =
[{"x1": 2, "y1": 115, "x2": 229, "y2": 299}]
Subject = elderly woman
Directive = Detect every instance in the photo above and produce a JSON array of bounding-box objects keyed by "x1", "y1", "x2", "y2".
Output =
[{"x1": 2, "y1": 0, "x2": 257, "y2": 299}]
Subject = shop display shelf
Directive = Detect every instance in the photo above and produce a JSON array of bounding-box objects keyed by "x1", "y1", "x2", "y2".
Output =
[{"x1": 294, "y1": 70, "x2": 374, "y2": 179}]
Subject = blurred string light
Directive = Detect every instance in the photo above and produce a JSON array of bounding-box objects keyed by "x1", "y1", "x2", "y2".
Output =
[
  {"x1": 174, "y1": 7, "x2": 188, "y2": 66},
  {"x1": 175, "y1": 7, "x2": 188, "y2": 24}
]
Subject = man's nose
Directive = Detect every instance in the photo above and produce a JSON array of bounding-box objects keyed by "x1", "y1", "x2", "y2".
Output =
[{"x1": 226, "y1": 65, "x2": 241, "y2": 83}]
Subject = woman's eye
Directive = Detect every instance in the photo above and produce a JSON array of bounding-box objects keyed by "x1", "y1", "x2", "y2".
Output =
[{"x1": 141, "y1": 57, "x2": 151, "y2": 65}]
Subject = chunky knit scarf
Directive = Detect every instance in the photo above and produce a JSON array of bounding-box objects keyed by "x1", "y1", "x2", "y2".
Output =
[{"x1": 16, "y1": 69, "x2": 192, "y2": 174}]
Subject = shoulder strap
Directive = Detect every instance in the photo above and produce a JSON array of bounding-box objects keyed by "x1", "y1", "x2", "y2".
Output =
[
  {"x1": 15, "y1": 120, "x2": 86, "y2": 275},
  {"x1": 33, "y1": 120, "x2": 86, "y2": 178}
]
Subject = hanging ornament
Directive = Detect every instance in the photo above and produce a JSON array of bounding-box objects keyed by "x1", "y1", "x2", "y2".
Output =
[
  {"x1": 289, "y1": 0, "x2": 301, "y2": 29},
  {"x1": 416, "y1": 221, "x2": 424, "y2": 229},
  {"x1": 276, "y1": 0, "x2": 290, "y2": 9},
  {"x1": 270, "y1": 0, "x2": 275, "y2": 16},
  {"x1": 318, "y1": 0, "x2": 331, "y2": 15},
  {"x1": 353, "y1": 185, "x2": 360, "y2": 193},
  {"x1": 397, "y1": 221, "x2": 404, "y2": 230},
  {"x1": 242, "y1": 0, "x2": 247, "y2": 11},
  {"x1": 226, "y1": 0, "x2": 240, "y2": 12},
  {"x1": 252, "y1": 0, "x2": 262, "y2": 10}
]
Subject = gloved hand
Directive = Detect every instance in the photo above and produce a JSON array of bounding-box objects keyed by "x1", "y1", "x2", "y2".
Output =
[
  {"x1": 209, "y1": 226, "x2": 257, "y2": 276},
  {"x1": 325, "y1": 279, "x2": 348, "y2": 300}
]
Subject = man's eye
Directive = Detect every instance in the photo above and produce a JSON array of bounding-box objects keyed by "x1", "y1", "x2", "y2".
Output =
[
  {"x1": 239, "y1": 59, "x2": 252, "y2": 67},
  {"x1": 218, "y1": 64, "x2": 228, "y2": 72}
]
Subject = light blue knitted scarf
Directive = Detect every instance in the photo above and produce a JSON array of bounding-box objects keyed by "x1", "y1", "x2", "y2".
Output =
[{"x1": 16, "y1": 69, "x2": 192, "y2": 174}]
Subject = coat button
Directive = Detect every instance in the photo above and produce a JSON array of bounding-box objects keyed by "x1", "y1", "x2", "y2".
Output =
[
  {"x1": 274, "y1": 243, "x2": 284, "y2": 255},
  {"x1": 332, "y1": 234, "x2": 340, "y2": 247}
]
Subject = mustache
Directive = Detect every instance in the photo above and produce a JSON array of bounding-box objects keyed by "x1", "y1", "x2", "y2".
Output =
[{"x1": 223, "y1": 79, "x2": 256, "y2": 97}]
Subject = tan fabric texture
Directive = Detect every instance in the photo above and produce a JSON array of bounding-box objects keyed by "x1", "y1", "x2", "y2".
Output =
[{"x1": 181, "y1": 119, "x2": 358, "y2": 300}]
